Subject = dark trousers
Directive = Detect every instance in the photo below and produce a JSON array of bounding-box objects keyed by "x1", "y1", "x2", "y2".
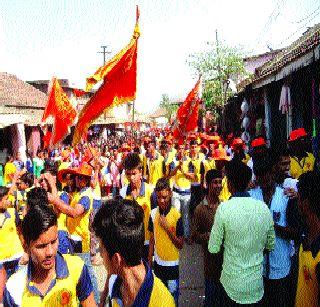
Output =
[
  {"x1": 204, "y1": 278, "x2": 223, "y2": 307},
  {"x1": 190, "y1": 185, "x2": 203, "y2": 215},
  {"x1": 220, "y1": 286, "x2": 263, "y2": 307},
  {"x1": 263, "y1": 275, "x2": 292, "y2": 307}
]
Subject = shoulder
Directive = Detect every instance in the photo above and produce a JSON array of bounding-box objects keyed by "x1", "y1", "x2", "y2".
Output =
[
  {"x1": 151, "y1": 207, "x2": 158, "y2": 220},
  {"x1": 63, "y1": 254, "x2": 84, "y2": 268},
  {"x1": 170, "y1": 206, "x2": 181, "y2": 219},
  {"x1": 5, "y1": 266, "x2": 28, "y2": 306},
  {"x1": 151, "y1": 275, "x2": 175, "y2": 306},
  {"x1": 120, "y1": 185, "x2": 128, "y2": 198},
  {"x1": 307, "y1": 152, "x2": 315, "y2": 160},
  {"x1": 144, "y1": 183, "x2": 154, "y2": 193}
]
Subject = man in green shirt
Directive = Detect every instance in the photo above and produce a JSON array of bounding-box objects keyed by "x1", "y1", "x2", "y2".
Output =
[{"x1": 208, "y1": 160, "x2": 275, "y2": 305}]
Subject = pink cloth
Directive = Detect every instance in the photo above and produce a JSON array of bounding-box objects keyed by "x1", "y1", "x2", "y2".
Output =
[{"x1": 110, "y1": 161, "x2": 120, "y2": 187}]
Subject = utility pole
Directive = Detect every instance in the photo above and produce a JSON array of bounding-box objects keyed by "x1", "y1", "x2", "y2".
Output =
[
  {"x1": 98, "y1": 45, "x2": 111, "y2": 66},
  {"x1": 216, "y1": 29, "x2": 226, "y2": 133},
  {"x1": 98, "y1": 45, "x2": 112, "y2": 119}
]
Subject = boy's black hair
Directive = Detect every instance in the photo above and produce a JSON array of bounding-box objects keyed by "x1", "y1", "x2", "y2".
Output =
[
  {"x1": 159, "y1": 143, "x2": 168, "y2": 151},
  {"x1": 155, "y1": 178, "x2": 171, "y2": 192},
  {"x1": 93, "y1": 199, "x2": 144, "y2": 266},
  {"x1": 133, "y1": 147, "x2": 140, "y2": 154},
  {"x1": 27, "y1": 187, "x2": 49, "y2": 210},
  {"x1": 0, "y1": 186, "x2": 9, "y2": 198},
  {"x1": 225, "y1": 160, "x2": 252, "y2": 192},
  {"x1": 190, "y1": 140, "x2": 197, "y2": 146},
  {"x1": 123, "y1": 153, "x2": 142, "y2": 171},
  {"x1": 205, "y1": 169, "x2": 223, "y2": 185},
  {"x1": 20, "y1": 172, "x2": 34, "y2": 187},
  {"x1": 253, "y1": 151, "x2": 277, "y2": 177},
  {"x1": 298, "y1": 171, "x2": 320, "y2": 218},
  {"x1": 22, "y1": 204, "x2": 57, "y2": 245}
]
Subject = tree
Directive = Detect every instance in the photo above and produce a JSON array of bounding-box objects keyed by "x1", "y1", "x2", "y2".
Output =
[
  {"x1": 187, "y1": 42, "x2": 248, "y2": 111},
  {"x1": 160, "y1": 93, "x2": 178, "y2": 122}
]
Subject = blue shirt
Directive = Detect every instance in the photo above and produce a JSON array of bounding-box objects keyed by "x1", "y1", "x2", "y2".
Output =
[{"x1": 249, "y1": 186, "x2": 292, "y2": 279}]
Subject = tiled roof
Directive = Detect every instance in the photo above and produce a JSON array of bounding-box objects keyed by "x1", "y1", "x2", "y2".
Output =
[
  {"x1": 0, "y1": 72, "x2": 47, "y2": 108},
  {"x1": 254, "y1": 23, "x2": 320, "y2": 82}
]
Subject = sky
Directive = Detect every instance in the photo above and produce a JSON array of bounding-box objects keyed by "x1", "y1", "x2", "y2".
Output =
[{"x1": 0, "y1": 0, "x2": 319, "y2": 113}]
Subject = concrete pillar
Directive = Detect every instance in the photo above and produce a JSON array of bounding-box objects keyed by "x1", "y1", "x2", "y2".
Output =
[{"x1": 12, "y1": 123, "x2": 27, "y2": 162}]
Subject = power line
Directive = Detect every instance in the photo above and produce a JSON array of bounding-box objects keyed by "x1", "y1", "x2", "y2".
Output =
[
  {"x1": 255, "y1": 0, "x2": 285, "y2": 48},
  {"x1": 279, "y1": 10, "x2": 320, "y2": 46},
  {"x1": 292, "y1": 5, "x2": 320, "y2": 24}
]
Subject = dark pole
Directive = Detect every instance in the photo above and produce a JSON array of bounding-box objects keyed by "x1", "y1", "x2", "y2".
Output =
[
  {"x1": 98, "y1": 46, "x2": 111, "y2": 119},
  {"x1": 98, "y1": 45, "x2": 111, "y2": 66}
]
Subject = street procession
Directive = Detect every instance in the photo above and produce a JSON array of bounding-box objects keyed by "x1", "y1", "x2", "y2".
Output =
[{"x1": 1, "y1": 1, "x2": 320, "y2": 306}]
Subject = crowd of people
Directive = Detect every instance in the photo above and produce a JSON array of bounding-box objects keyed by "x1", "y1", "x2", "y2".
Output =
[{"x1": 0, "y1": 126, "x2": 319, "y2": 306}]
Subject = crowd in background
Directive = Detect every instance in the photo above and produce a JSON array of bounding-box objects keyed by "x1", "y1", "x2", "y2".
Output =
[{"x1": 0, "y1": 126, "x2": 319, "y2": 306}]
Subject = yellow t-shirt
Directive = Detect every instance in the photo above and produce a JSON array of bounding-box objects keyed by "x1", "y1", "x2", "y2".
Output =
[
  {"x1": 290, "y1": 153, "x2": 315, "y2": 179},
  {"x1": 109, "y1": 268, "x2": 175, "y2": 307},
  {"x1": 4, "y1": 162, "x2": 16, "y2": 186},
  {"x1": 295, "y1": 243, "x2": 320, "y2": 307}
]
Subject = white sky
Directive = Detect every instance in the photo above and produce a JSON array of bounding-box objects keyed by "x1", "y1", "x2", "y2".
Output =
[{"x1": 0, "y1": 0, "x2": 319, "y2": 113}]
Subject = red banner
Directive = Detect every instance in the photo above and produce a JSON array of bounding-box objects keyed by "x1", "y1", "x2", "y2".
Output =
[
  {"x1": 73, "y1": 7, "x2": 140, "y2": 145},
  {"x1": 173, "y1": 77, "x2": 201, "y2": 141},
  {"x1": 42, "y1": 77, "x2": 77, "y2": 146}
]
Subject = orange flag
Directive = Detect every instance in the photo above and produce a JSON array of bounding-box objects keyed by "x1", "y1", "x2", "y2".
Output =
[
  {"x1": 85, "y1": 6, "x2": 140, "y2": 92},
  {"x1": 42, "y1": 77, "x2": 77, "y2": 146},
  {"x1": 73, "y1": 7, "x2": 140, "y2": 145},
  {"x1": 173, "y1": 76, "x2": 202, "y2": 141}
]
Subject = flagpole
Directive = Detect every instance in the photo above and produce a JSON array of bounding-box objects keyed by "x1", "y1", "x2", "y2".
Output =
[{"x1": 131, "y1": 100, "x2": 135, "y2": 138}]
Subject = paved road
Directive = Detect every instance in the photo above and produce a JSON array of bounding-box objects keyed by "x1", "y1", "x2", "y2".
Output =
[{"x1": 93, "y1": 242, "x2": 205, "y2": 306}]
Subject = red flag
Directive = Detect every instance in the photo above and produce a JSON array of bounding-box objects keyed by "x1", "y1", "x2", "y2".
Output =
[
  {"x1": 42, "y1": 77, "x2": 77, "y2": 146},
  {"x1": 73, "y1": 88, "x2": 87, "y2": 98},
  {"x1": 173, "y1": 77, "x2": 201, "y2": 141},
  {"x1": 42, "y1": 130, "x2": 52, "y2": 149},
  {"x1": 73, "y1": 7, "x2": 140, "y2": 145}
]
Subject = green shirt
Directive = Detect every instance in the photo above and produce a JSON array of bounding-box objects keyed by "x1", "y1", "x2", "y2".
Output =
[{"x1": 208, "y1": 194, "x2": 275, "y2": 304}]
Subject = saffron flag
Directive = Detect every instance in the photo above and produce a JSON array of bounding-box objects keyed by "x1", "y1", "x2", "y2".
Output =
[
  {"x1": 73, "y1": 6, "x2": 140, "y2": 145},
  {"x1": 73, "y1": 88, "x2": 87, "y2": 98},
  {"x1": 173, "y1": 76, "x2": 202, "y2": 141},
  {"x1": 42, "y1": 77, "x2": 77, "y2": 146}
]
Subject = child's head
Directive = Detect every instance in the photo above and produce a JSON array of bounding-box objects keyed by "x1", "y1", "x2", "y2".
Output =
[
  {"x1": 22, "y1": 205, "x2": 58, "y2": 271},
  {"x1": 123, "y1": 153, "x2": 142, "y2": 186},
  {"x1": 93, "y1": 199, "x2": 144, "y2": 274}
]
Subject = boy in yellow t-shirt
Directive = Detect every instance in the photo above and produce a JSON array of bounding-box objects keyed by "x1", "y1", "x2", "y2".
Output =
[
  {"x1": 93, "y1": 198, "x2": 175, "y2": 307},
  {"x1": 4, "y1": 155, "x2": 17, "y2": 187},
  {"x1": 0, "y1": 186, "x2": 23, "y2": 281},
  {"x1": 295, "y1": 172, "x2": 320, "y2": 307},
  {"x1": 148, "y1": 178, "x2": 184, "y2": 305}
]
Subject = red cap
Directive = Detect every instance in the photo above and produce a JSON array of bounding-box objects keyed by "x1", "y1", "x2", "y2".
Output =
[
  {"x1": 289, "y1": 128, "x2": 307, "y2": 142},
  {"x1": 231, "y1": 138, "x2": 245, "y2": 149},
  {"x1": 188, "y1": 133, "x2": 197, "y2": 140},
  {"x1": 251, "y1": 137, "x2": 266, "y2": 148}
]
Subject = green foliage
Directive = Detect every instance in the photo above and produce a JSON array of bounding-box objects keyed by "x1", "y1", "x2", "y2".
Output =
[
  {"x1": 187, "y1": 43, "x2": 247, "y2": 110},
  {"x1": 160, "y1": 93, "x2": 178, "y2": 121}
]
